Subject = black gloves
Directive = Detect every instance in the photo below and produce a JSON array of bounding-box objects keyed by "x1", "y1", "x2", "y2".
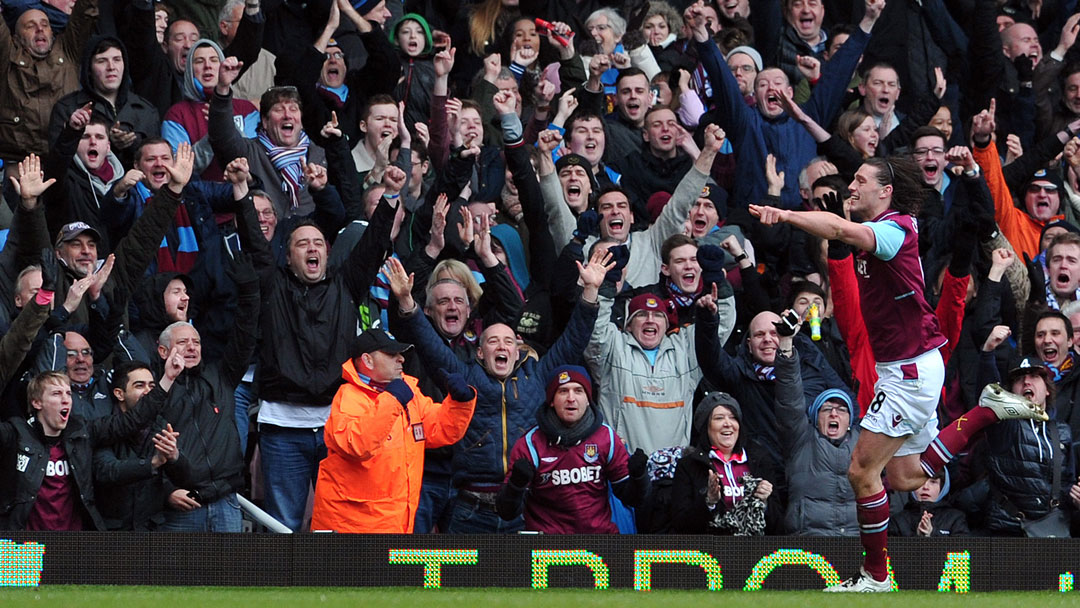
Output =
[
  {"x1": 604, "y1": 244, "x2": 630, "y2": 285},
  {"x1": 39, "y1": 248, "x2": 59, "y2": 292},
  {"x1": 385, "y1": 378, "x2": 414, "y2": 405},
  {"x1": 510, "y1": 457, "x2": 536, "y2": 488},
  {"x1": 626, "y1": 1, "x2": 651, "y2": 36},
  {"x1": 819, "y1": 192, "x2": 851, "y2": 259},
  {"x1": 820, "y1": 191, "x2": 845, "y2": 217},
  {"x1": 697, "y1": 244, "x2": 726, "y2": 289},
  {"x1": 773, "y1": 309, "x2": 800, "y2": 337},
  {"x1": 948, "y1": 217, "x2": 978, "y2": 278},
  {"x1": 620, "y1": 29, "x2": 646, "y2": 51},
  {"x1": 438, "y1": 369, "x2": 474, "y2": 401},
  {"x1": 574, "y1": 209, "x2": 600, "y2": 242},
  {"x1": 628, "y1": 448, "x2": 648, "y2": 478},
  {"x1": 1014, "y1": 54, "x2": 1034, "y2": 84},
  {"x1": 1025, "y1": 252, "x2": 1048, "y2": 307},
  {"x1": 225, "y1": 250, "x2": 258, "y2": 289}
]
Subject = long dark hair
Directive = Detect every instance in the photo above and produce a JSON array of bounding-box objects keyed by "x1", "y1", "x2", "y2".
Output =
[{"x1": 861, "y1": 155, "x2": 927, "y2": 217}]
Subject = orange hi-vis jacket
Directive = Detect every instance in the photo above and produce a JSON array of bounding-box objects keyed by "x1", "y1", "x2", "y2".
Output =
[
  {"x1": 311, "y1": 360, "x2": 476, "y2": 533},
  {"x1": 973, "y1": 139, "x2": 1063, "y2": 261}
]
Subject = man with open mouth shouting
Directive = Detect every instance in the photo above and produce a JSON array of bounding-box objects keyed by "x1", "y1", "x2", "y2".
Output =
[{"x1": 0, "y1": 368, "x2": 173, "y2": 531}]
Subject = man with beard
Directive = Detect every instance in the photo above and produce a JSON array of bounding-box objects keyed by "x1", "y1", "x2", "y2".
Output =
[
  {"x1": 0, "y1": 0, "x2": 97, "y2": 162},
  {"x1": 496, "y1": 366, "x2": 649, "y2": 533},
  {"x1": 93, "y1": 360, "x2": 191, "y2": 531}
]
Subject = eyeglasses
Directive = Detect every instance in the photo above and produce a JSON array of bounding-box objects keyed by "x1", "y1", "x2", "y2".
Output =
[
  {"x1": 587, "y1": 23, "x2": 611, "y2": 33},
  {"x1": 1028, "y1": 183, "x2": 1059, "y2": 193},
  {"x1": 729, "y1": 64, "x2": 757, "y2": 73},
  {"x1": 912, "y1": 147, "x2": 945, "y2": 158},
  {"x1": 325, "y1": 52, "x2": 344, "y2": 60},
  {"x1": 66, "y1": 348, "x2": 92, "y2": 358},
  {"x1": 256, "y1": 208, "x2": 276, "y2": 219},
  {"x1": 819, "y1": 404, "x2": 849, "y2": 415}
]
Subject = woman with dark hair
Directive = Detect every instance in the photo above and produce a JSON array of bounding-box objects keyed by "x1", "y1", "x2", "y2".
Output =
[{"x1": 669, "y1": 392, "x2": 778, "y2": 535}]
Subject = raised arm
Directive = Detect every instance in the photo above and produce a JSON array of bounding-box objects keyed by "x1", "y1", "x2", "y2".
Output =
[
  {"x1": 773, "y1": 325, "x2": 814, "y2": 450},
  {"x1": 648, "y1": 124, "x2": 723, "y2": 243},
  {"x1": 106, "y1": 144, "x2": 192, "y2": 300},
  {"x1": 208, "y1": 57, "x2": 249, "y2": 167},
  {"x1": 340, "y1": 168, "x2": 400, "y2": 302},
  {"x1": 801, "y1": 0, "x2": 877, "y2": 124},
  {"x1": 384, "y1": 256, "x2": 470, "y2": 376},
  {"x1": 539, "y1": 248, "x2": 609, "y2": 379},
  {"x1": 749, "y1": 205, "x2": 878, "y2": 253},
  {"x1": 221, "y1": 253, "x2": 260, "y2": 387}
]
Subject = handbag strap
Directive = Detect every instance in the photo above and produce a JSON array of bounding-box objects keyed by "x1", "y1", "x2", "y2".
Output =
[{"x1": 1048, "y1": 421, "x2": 1062, "y2": 508}]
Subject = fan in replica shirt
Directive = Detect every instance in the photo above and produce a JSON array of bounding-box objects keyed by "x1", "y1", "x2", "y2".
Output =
[{"x1": 495, "y1": 365, "x2": 649, "y2": 533}]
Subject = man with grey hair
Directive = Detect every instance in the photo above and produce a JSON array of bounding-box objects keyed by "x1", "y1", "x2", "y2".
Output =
[
  {"x1": 218, "y1": 0, "x2": 278, "y2": 101},
  {"x1": 148, "y1": 252, "x2": 259, "y2": 532},
  {"x1": 797, "y1": 156, "x2": 837, "y2": 203}
]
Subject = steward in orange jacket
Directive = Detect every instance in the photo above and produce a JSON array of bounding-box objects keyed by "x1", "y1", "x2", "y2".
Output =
[
  {"x1": 973, "y1": 139, "x2": 1064, "y2": 261},
  {"x1": 311, "y1": 331, "x2": 476, "y2": 533}
]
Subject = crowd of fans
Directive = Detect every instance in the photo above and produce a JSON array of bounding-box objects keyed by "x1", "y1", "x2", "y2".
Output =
[{"x1": 2, "y1": 0, "x2": 1080, "y2": 541}]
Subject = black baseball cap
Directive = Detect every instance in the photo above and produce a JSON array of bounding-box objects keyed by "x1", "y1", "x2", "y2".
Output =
[
  {"x1": 1006, "y1": 357, "x2": 1051, "y2": 384},
  {"x1": 351, "y1": 330, "x2": 413, "y2": 356}
]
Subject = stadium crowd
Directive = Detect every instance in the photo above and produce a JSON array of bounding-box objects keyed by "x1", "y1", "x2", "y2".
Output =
[{"x1": 2, "y1": 0, "x2": 1080, "y2": 558}]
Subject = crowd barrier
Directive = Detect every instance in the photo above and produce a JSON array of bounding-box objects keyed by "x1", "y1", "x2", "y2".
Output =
[{"x1": 3, "y1": 533, "x2": 1080, "y2": 591}]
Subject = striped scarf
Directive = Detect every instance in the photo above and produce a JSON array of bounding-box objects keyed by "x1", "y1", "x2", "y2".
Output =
[
  {"x1": 753, "y1": 363, "x2": 775, "y2": 381},
  {"x1": 1045, "y1": 354, "x2": 1075, "y2": 383},
  {"x1": 258, "y1": 131, "x2": 310, "y2": 209},
  {"x1": 665, "y1": 277, "x2": 700, "y2": 308},
  {"x1": 368, "y1": 252, "x2": 397, "y2": 328},
  {"x1": 157, "y1": 203, "x2": 199, "y2": 274}
]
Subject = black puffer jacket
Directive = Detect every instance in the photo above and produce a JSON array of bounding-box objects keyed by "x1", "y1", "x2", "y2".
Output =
[
  {"x1": 0, "y1": 397, "x2": 164, "y2": 531},
  {"x1": 985, "y1": 418, "x2": 1074, "y2": 534}
]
